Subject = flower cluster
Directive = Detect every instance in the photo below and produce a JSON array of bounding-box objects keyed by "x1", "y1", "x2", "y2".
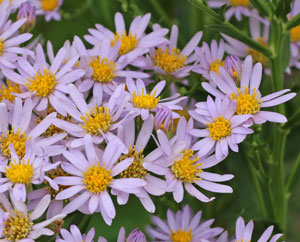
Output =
[{"x1": 0, "y1": 0, "x2": 297, "y2": 241}]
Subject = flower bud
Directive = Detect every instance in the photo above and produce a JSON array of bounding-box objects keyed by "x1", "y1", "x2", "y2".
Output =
[
  {"x1": 127, "y1": 228, "x2": 146, "y2": 242},
  {"x1": 225, "y1": 55, "x2": 242, "y2": 84},
  {"x1": 154, "y1": 106, "x2": 173, "y2": 132},
  {"x1": 17, "y1": 3, "x2": 36, "y2": 33}
]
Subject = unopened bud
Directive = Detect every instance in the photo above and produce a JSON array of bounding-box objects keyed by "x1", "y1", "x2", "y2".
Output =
[
  {"x1": 225, "y1": 55, "x2": 242, "y2": 84},
  {"x1": 154, "y1": 106, "x2": 173, "y2": 132},
  {"x1": 17, "y1": 3, "x2": 36, "y2": 32},
  {"x1": 127, "y1": 228, "x2": 146, "y2": 242}
]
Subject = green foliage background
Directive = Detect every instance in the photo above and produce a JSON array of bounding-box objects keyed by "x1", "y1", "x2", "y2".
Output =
[{"x1": 32, "y1": 0, "x2": 300, "y2": 241}]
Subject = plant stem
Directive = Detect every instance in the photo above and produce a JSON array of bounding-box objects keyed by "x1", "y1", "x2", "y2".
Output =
[{"x1": 286, "y1": 150, "x2": 300, "y2": 192}]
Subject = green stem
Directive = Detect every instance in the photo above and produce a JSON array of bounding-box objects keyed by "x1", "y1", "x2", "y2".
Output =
[
  {"x1": 286, "y1": 150, "x2": 300, "y2": 192},
  {"x1": 285, "y1": 13, "x2": 300, "y2": 30}
]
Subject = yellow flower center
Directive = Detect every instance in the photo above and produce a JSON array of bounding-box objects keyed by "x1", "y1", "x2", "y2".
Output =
[
  {"x1": 82, "y1": 162, "x2": 112, "y2": 194},
  {"x1": 171, "y1": 149, "x2": 202, "y2": 183},
  {"x1": 5, "y1": 159, "x2": 34, "y2": 184},
  {"x1": 229, "y1": 0, "x2": 250, "y2": 7},
  {"x1": 35, "y1": 107, "x2": 72, "y2": 137},
  {"x1": 132, "y1": 88, "x2": 160, "y2": 110},
  {"x1": 231, "y1": 86, "x2": 260, "y2": 115},
  {"x1": 171, "y1": 228, "x2": 193, "y2": 242},
  {"x1": 0, "y1": 81, "x2": 21, "y2": 103},
  {"x1": 26, "y1": 69, "x2": 57, "y2": 98},
  {"x1": 290, "y1": 25, "x2": 300, "y2": 42},
  {"x1": 247, "y1": 37, "x2": 268, "y2": 67},
  {"x1": 207, "y1": 116, "x2": 231, "y2": 141},
  {"x1": 3, "y1": 210, "x2": 33, "y2": 242},
  {"x1": 118, "y1": 146, "x2": 148, "y2": 179},
  {"x1": 89, "y1": 56, "x2": 117, "y2": 83},
  {"x1": 0, "y1": 128, "x2": 29, "y2": 158},
  {"x1": 210, "y1": 59, "x2": 225, "y2": 75},
  {"x1": 41, "y1": 0, "x2": 58, "y2": 11},
  {"x1": 80, "y1": 105, "x2": 112, "y2": 136},
  {"x1": 111, "y1": 31, "x2": 138, "y2": 55},
  {"x1": 153, "y1": 46, "x2": 187, "y2": 73},
  {"x1": 0, "y1": 38, "x2": 4, "y2": 56}
]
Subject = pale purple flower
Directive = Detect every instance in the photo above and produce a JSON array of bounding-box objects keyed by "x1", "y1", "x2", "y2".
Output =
[
  {"x1": 125, "y1": 78, "x2": 186, "y2": 120},
  {"x1": 57, "y1": 225, "x2": 98, "y2": 242},
  {"x1": 73, "y1": 36, "x2": 149, "y2": 105},
  {"x1": 17, "y1": 2, "x2": 36, "y2": 32},
  {"x1": 32, "y1": 0, "x2": 63, "y2": 21},
  {"x1": 0, "y1": 98, "x2": 66, "y2": 163},
  {"x1": 147, "y1": 205, "x2": 223, "y2": 241},
  {"x1": 208, "y1": 0, "x2": 264, "y2": 22},
  {"x1": 224, "y1": 55, "x2": 242, "y2": 82},
  {"x1": 0, "y1": 1, "x2": 32, "y2": 70},
  {"x1": 203, "y1": 55, "x2": 296, "y2": 125},
  {"x1": 136, "y1": 25, "x2": 202, "y2": 79},
  {"x1": 193, "y1": 39, "x2": 225, "y2": 81},
  {"x1": 54, "y1": 135, "x2": 146, "y2": 225},
  {"x1": 117, "y1": 227, "x2": 146, "y2": 242},
  {"x1": 113, "y1": 115, "x2": 167, "y2": 213},
  {"x1": 2, "y1": 43, "x2": 84, "y2": 115},
  {"x1": 84, "y1": 12, "x2": 168, "y2": 60},
  {"x1": 289, "y1": 0, "x2": 300, "y2": 68},
  {"x1": 0, "y1": 191, "x2": 65, "y2": 241},
  {"x1": 233, "y1": 217, "x2": 283, "y2": 242},
  {"x1": 0, "y1": 0, "x2": 27, "y2": 12},
  {"x1": 189, "y1": 96, "x2": 253, "y2": 160},
  {"x1": 222, "y1": 17, "x2": 270, "y2": 74},
  {"x1": 52, "y1": 84, "x2": 133, "y2": 148},
  {"x1": 148, "y1": 118, "x2": 234, "y2": 202}
]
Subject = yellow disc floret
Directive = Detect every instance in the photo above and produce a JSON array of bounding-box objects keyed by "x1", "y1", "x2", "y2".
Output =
[
  {"x1": 171, "y1": 149, "x2": 202, "y2": 183},
  {"x1": 111, "y1": 31, "x2": 138, "y2": 55},
  {"x1": 229, "y1": 0, "x2": 250, "y2": 7},
  {"x1": 89, "y1": 56, "x2": 117, "y2": 83},
  {"x1": 153, "y1": 46, "x2": 187, "y2": 73},
  {"x1": 0, "y1": 81, "x2": 21, "y2": 103},
  {"x1": 3, "y1": 210, "x2": 33, "y2": 242},
  {"x1": 45, "y1": 168, "x2": 70, "y2": 199},
  {"x1": 26, "y1": 69, "x2": 57, "y2": 98},
  {"x1": 171, "y1": 228, "x2": 193, "y2": 242},
  {"x1": 82, "y1": 162, "x2": 112, "y2": 194},
  {"x1": 0, "y1": 38, "x2": 4, "y2": 56},
  {"x1": 118, "y1": 146, "x2": 148, "y2": 179},
  {"x1": 41, "y1": 0, "x2": 58, "y2": 11},
  {"x1": 132, "y1": 88, "x2": 160, "y2": 109},
  {"x1": 290, "y1": 25, "x2": 300, "y2": 42},
  {"x1": 210, "y1": 59, "x2": 225, "y2": 75},
  {"x1": 5, "y1": 159, "x2": 34, "y2": 184},
  {"x1": 247, "y1": 37, "x2": 268, "y2": 67},
  {"x1": 207, "y1": 116, "x2": 231, "y2": 141},
  {"x1": 231, "y1": 86, "x2": 260, "y2": 115},
  {"x1": 0, "y1": 128, "x2": 29, "y2": 158},
  {"x1": 80, "y1": 105, "x2": 112, "y2": 136}
]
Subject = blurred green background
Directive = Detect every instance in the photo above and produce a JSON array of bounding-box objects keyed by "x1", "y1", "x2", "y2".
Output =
[{"x1": 31, "y1": 0, "x2": 300, "y2": 241}]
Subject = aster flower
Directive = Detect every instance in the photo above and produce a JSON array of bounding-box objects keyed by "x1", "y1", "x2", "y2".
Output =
[
  {"x1": 31, "y1": 0, "x2": 63, "y2": 21},
  {"x1": 193, "y1": 39, "x2": 225, "y2": 81},
  {"x1": 57, "y1": 225, "x2": 99, "y2": 242},
  {"x1": 147, "y1": 205, "x2": 223, "y2": 241},
  {"x1": 203, "y1": 55, "x2": 296, "y2": 125},
  {"x1": 0, "y1": 142, "x2": 61, "y2": 202},
  {"x1": 54, "y1": 135, "x2": 146, "y2": 225},
  {"x1": 125, "y1": 78, "x2": 186, "y2": 120},
  {"x1": 222, "y1": 17, "x2": 270, "y2": 73},
  {"x1": 113, "y1": 115, "x2": 167, "y2": 213},
  {"x1": 136, "y1": 25, "x2": 202, "y2": 79},
  {"x1": 0, "y1": 0, "x2": 27, "y2": 12},
  {"x1": 73, "y1": 36, "x2": 149, "y2": 104},
  {"x1": 2, "y1": 43, "x2": 84, "y2": 115},
  {"x1": 117, "y1": 227, "x2": 146, "y2": 242},
  {"x1": 0, "y1": 98, "x2": 66, "y2": 163},
  {"x1": 224, "y1": 55, "x2": 242, "y2": 83},
  {"x1": 189, "y1": 96, "x2": 253, "y2": 160},
  {"x1": 0, "y1": 191, "x2": 65, "y2": 242},
  {"x1": 208, "y1": 0, "x2": 263, "y2": 21},
  {"x1": 233, "y1": 217, "x2": 283, "y2": 242},
  {"x1": 52, "y1": 83, "x2": 132, "y2": 148},
  {"x1": 149, "y1": 118, "x2": 234, "y2": 202},
  {"x1": 84, "y1": 12, "x2": 169, "y2": 60},
  {"x1": 0, "y1": 80, "x2": 23, "y2": 104},
  {"x1": 17, "y1": 2, "x2": 36, "y2": 32},
  {"x1": 0, "y1": 1, "x2": 32, "y2": 70}
]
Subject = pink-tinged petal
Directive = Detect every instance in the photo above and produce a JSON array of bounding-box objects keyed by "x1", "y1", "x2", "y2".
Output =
[
  {"x1": 166, "y1": 208, "x2": 177, "y2": 230},
  {"x1": 240, "y1": 55, "x2": 253, "y2": 88},
  {"x1": 115, "y1": 12, "x2": 125, "y2": 34},
  {"x1": 210, "y1": 71, "x2": 232, "y2": 95},
  {"x1": 200, "y1": 172, "x2": 234, "y2": 182},
  {"x1": 68, "y1": 84, "x2": 89, "y2": 114},
  {"x1": 181, "y1": 31, "x2": 203, "y2": 56},
  {"x1": 185, "y1": 183, "x2": 215, "y2": 202},
  {"x1": 139, "y1": 193, "x2": 155, "y2": 213},
  {"x1": 235, "y1": 217, "x2": 246, "y2": 241},
  {"x1": 201, "y1": 155, "x2": 224, "y2": 169},
  {"x1": 62, "y1": 191, "x2": 91, "y2": 214},
  {"x1": 135, "y1": 13, "x2": 151, "y2": 38},
  {"x1": 54, "y1": 177, "x2": 84, "y2": 186},
  {"x1": 157, "y1": 130, "x2": 172, "y2": 156},
  {"x1": 30, "y1": 195, "x2": 51, "y2": 221},
  {"x1": 100, "y1": 191, "x2": 116, "y2": 218},
  {"x1": 196, "y1": 180, "x2": 233, "y2": 193},
  {"x1": 55, "y1": 185, "x2": 85, "y2": 200},
  {"x1": 63, "y1": 150, "x2": 89, "y2": 171},
  {"x1": 202, "y1": 82, "x2": 226, "y2": 99},
  {"x1": 136, "y1": 115, "x2": 154, "y2": 151},
  {"x1": 257, "y1": 111, "x2": 287, "y2": 123},
  {"x1": 257, "y1": 226, "x2": 274, "y2": 242},
  {"x1": 231, "y1": 127, "x2": 253, "y2": 134},
  {"x1": 111, "y1": 158, "x2": 134, "y2": 177},
  {"x1": 151, "y1": 81, "x2": 166, "y2": 97},
  {"x1": 117, "y1": 227, "x2": 126, "y2": 242},
  {"x1": 2, "y1": 19, "x2": 27, "y2": 41},
  {"x1": 269, "y1": 234, "x2": 283, "y2": 242},
  {"x1": 219, "y1": 67, "x2": 237, "y2": 93},
  {"x1": 173, "y1": 180, "x2": 184, "y2": 203},
  {"x1": 50, "y1": 47, "x2": 66, "y2": 74},
  {"x1": 249, "y1": 62, "x2": 262, "y2": 91},
  {"x1": 244, "y1": 220, "x2": 254, "y2": 241},
  {"x1": 261, "y1": 93, "x2": 296, "y2": 107},
  {"x1": 143, "y1": 162, "x2": 168, "y2": 176},
  {"x1": 84, "y1": 134, "x2": 98, "y2": 164},
  {"x1": 261, "y1": 89, "x2": 290, "y2": 102},
  {"x1": 230, "y1": 114, "x2": 252, "y2": 127},
  {"x1": 152, "y1": 216, "x2": 170, "y2": 234},
  {"x1": 88, "y1": 194, "x2": 98, "y2": 214}
]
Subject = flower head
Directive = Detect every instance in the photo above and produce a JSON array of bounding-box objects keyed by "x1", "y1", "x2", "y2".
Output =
[
  {"x1": 57, "y1": 225, "x2": 99, "y2": 242},
  {"x1": 32, "y1": 0, "x2": 63, "y2": 21},
  {"x1": 17, "y1": 2, "x2": 36, "y2": 32}
]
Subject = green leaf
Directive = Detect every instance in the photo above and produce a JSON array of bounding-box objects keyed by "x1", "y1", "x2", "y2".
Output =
[
  {"x1": 275, "y1": 0, "x2": 293, "y2": 18},
  {"x1": 285, "y1": 13, "x2": 300, "y2": 30},
  {"x1": 250, "y1": 0, "x2": 271, "y2": 18},
  {"x1": 188, "y1": 0, "x2": 224, "y2": 23}
]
